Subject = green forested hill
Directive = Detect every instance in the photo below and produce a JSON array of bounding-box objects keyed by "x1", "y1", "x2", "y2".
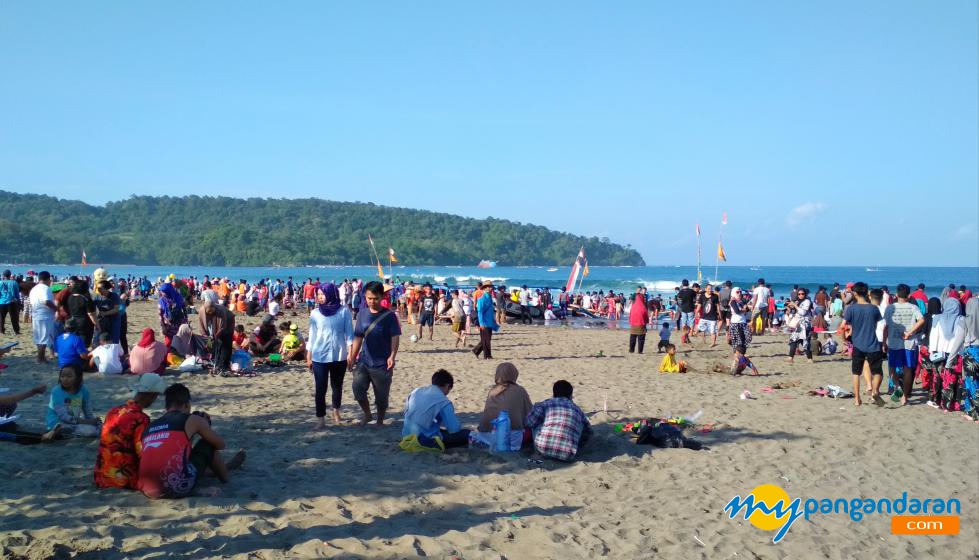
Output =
[{"x1": 0, "y1": 191, "x2": 644, "y2": 266}]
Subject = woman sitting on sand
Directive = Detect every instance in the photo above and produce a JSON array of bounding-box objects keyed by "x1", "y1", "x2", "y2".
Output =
[
  {"x1": 130, "y1": 328, "x2": 168, "y2": 375},
  {"x1": 472, "y1": 362, "x2": 534, "y2": 449}
]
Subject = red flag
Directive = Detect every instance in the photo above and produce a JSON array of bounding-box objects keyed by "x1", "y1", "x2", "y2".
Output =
[{"x1": 721, "y1": 212, "x2": 728, "y2": 225}]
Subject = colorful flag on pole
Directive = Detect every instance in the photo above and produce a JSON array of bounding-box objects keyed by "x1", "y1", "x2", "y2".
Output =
[
  {"x1": 582, "y1": 261, "x2": 590, "y2": 277},
  {"x1": 565, "y1": 247, "x2": 585, "y2": 293},
  {"x1": 721, "y1": 212, "x2": 728, "y2": 225},
  {"x1": 718, "y1": 241, "x2": 727, "y2": 262},
  {"x1": 388, "y1": 248, "x2": 398, "y2": 264},
  {"x1": 81, "y1": 250, "x2": 87, "y2": 266}
]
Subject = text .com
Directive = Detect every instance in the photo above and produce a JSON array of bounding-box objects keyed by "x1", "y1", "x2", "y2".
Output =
[{"x1": 724, "y1": 485, "x2": 961, "y2": 543}]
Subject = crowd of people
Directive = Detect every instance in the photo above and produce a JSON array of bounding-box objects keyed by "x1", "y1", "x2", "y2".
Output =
[
  {"x1": 0, "y1": 266, "x2": 975, "y2": 501},
  {"x1": 626, "y1": 277, "x2": 978, "y2": 414}
]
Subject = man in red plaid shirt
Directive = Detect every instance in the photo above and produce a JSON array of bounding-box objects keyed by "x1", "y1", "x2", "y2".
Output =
[{"x1": 525, "y1": 380, "x2": 591, "y2": 461}]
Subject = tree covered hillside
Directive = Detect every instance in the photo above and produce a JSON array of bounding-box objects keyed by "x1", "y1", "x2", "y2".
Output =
[{"x1": 0, "y1": 191, "x2": 645, "y2": 267}]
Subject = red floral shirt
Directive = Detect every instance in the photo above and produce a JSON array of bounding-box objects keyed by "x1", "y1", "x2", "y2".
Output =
[{"x1": 94, "y1": 401, "x2": 150, "y2": 489}]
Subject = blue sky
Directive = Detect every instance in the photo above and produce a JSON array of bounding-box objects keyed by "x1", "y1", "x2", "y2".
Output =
[{"x1": 2, "y1": 2, "x2": 976, "y2": 267}]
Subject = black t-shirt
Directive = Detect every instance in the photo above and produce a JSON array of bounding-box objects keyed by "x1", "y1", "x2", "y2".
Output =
[
  {"x1": 698, "y1": 293, "x2": 719, "y2": 321},
  {"x1": 67, "y1": 293, "x2": 95, "y2": 323},
  {"x1": 677, "y1": 288, "x2": 697, "y2": 313},
  {"x1": 420, "y1": 294, "x2": 437, "y2": 314}
]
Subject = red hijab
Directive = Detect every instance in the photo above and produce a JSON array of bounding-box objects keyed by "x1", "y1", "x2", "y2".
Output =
[{"x1": 138, "y1": 328, "x2": 157, "y2": 348}]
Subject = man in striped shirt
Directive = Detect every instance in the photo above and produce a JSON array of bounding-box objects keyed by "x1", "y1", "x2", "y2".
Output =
[{"x1": 525, "y1": 380, "x2": 591, "y2": 462}]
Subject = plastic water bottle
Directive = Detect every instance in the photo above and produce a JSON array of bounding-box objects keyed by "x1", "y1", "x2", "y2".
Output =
[{"x1": 491, "y1": 410, "x2": 511, "y2": 452}]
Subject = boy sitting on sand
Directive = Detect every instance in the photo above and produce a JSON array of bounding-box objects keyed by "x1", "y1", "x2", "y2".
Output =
[
  {"x1": 94, "y1": 373, "x2": 167, "y2": 490},
  {"x1": 138, "y1": 383, "x2": 245, "y2": 499},
  {"x1": 400, "y1": 369, "x2": 469, "y2": 452},
  {"x1": 659, "y1": 344, "x2": 688, "y2": 373},
  {"x1": 90, "y1": 332, "x2": 125, "y2": 374},
  {"x1": 657, "y1": 322, "x2": 671, "y2": 352},
  {"x1": 278, "y1": 322, "x2": 306, "y2": 361},
  {"x1": 525, "y1": 380, "x2": 591, "y2": 462}
]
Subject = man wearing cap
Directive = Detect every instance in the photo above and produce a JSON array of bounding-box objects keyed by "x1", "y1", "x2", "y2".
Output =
[
  {"x1": 94, "y1": 373, "x2": 167, "y2": 490},
  {"x1": 29, "y1": 271, "x2": 58, "y2": 363},
  {"x1": 472, "y1": 280, "x2": 500, "y2": 359}
]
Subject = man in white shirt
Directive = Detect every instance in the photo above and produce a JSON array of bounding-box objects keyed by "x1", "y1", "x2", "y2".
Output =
[
  {"x1": 90, "y1": 332, "x2": 125, "y2": 374},
  {"x1": 518, "y1": 285, "x2": 532, "y2": 325},
  {"x1": 750, "y1": 278, "x2": 771, "y2": 334},
  {"x1": 29, "y1": 271, "x2": 57, "y2": 363}
]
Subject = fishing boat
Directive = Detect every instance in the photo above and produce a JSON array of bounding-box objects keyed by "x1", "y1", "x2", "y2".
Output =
[
  {"x1": 546, "y1": 267, "x2": 558, "y2": 272},
  {"x1": 750, "y1": 266, "x2": 761, "y2": 271},
  {"x1": 477, "y1": 260, "x2": 497, "y2": 269},
  {"x1": 865, "y1": 266, "x2": 881, "y2": 272}
]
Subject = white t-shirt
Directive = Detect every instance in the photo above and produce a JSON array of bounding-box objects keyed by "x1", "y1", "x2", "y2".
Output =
[
  {"x1": 752, "y1": 286, "x2": 770, "y2": 310},
  {"x1": 92, "y1": 344, "x2": 124, "y2": 374},
  {"x1": 519, "y1": 290, "x2": 530, "y2": 305},
  {"x1": 269, "y1": 300, "x2": 280, "y2": 316},
  {"x1": 29, "y1": 284, "x2": 55, "y2": 320},
  {"x1": 581, "y1": 294, "x2": 592, "y2": 308}
]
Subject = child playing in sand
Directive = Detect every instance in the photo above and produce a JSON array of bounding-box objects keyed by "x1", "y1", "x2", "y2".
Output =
[
  {"x1": 659, "y1": 344, "x2": 688, "y2": 373},
  {"x1": 657, "y1": 322, "x2": 671, "y2": 352},
  {"x1": 47, "y1": 366, "x2": 101, "y2": 437},
  {"x1": 732, "y1": 353, "x2": 759, "y2": 375},
  {"x1": 821, "y1": 333, "x2": 838, "y2": 355},
  {"x1": 278, "y1": 322, "x2": 306, "y2": 361},
  {"x1": 231, "y1": 324, "x2": 246, "y2": 350}
]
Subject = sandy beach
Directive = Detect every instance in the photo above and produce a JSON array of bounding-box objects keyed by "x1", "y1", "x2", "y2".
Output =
[{"x1": 1, "y1": 300, "x2": 976, "y2": 559}]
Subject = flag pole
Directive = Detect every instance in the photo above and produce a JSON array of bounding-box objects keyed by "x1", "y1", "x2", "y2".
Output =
[
  {"x1": 715, "y1": 213, "x2": 728, "y2": 283},
  {"x1": 696, "y1": 225, "x2": 702, "y2": 284}
]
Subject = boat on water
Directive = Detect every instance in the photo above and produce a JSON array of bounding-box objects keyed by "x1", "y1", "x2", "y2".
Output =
[
  {"x1": 866, "y1": 266, "x2": 881, "y2": 272},
  {"x1": 477, "y1": 260, "x2": 497, "y2": 269},
  {"x1": 750, "y1": 266, "x2": 761, "y2": 271},
  {"x1": 547, "y1": 267, "x2": 558, "y2": 272}
]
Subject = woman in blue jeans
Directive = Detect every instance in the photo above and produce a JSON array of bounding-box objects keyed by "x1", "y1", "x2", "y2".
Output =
[{"x1": 306, "y1": 283, "x2": 354, "y2": 429}]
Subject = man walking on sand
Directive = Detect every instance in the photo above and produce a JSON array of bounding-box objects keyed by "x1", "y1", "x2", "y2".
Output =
[
  {"x1": 840, "y1": 282, "x2": 885, "y2": 407},
  {"x1": 750, "y1": 278, "x2": 771, "y2": 335},
  {"x1": 349, "y1": 281, "x2": 401, "y2": 427}
]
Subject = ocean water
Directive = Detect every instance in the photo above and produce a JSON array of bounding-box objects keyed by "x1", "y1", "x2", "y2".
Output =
[{"x1": 8, "y1": 264, "x2": 977, "y2": 297}]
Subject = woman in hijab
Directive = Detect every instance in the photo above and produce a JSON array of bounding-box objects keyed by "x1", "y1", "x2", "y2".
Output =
[
  {"x1": 306, "y1": 283, "x2": 354, "y2": 428},
  {"x1": 158, "y1": 283, "x2": 187, "y2": 348},
  {"x1": 129, "y1": 328, "x2": 167, "y2": 374},
  {"x1": 474, "y1": 362, "x2": 534, "y2": 449},
  {"x1": 628, "y1": 290, "x2": 649, "y2": 354},
  {"x1": 727, "y1": 287, "x2": 754, "y2": 373},
  {"x1": 925, "y1": 297, "x2": 967, "y2": 410},
  {"x1": 959, "y1": 293, "x2": 979, "y2": 421},
  {"x1": 170, "y1": 323, "x2": 194, "y2": 358}
]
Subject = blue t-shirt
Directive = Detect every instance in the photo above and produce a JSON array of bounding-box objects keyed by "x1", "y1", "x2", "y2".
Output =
[
  {"x1": 46, "y1": 384, "x2": 90, "y2": 429},
  {"x1": 56, "y1": 333, "x2": 88, "y2": 369},
  {"x1": 0, "y1": 279, "x2": 20, "y2": 305},
  {"x1": 843, "y1": 303, "x2": 882, "y2": 354},
  {"x1": 353, "y1": 309, "x2": 401, "y2": 369}
]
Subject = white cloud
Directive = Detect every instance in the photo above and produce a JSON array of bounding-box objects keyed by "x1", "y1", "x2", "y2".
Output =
[
  {"x1": 786, "y1": 202, "x2": 827, "y2": 228},
  {"x1": 953, "y1": 223, "x2": 977, "y2": 240}
]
